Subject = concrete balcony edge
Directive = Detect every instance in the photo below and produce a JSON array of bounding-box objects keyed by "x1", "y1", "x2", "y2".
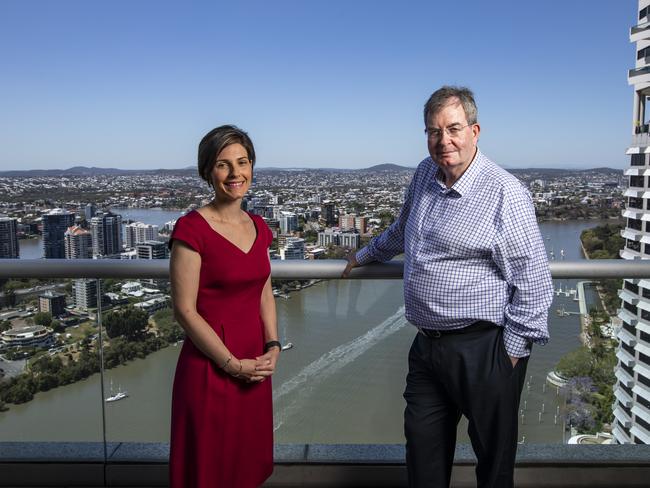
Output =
[{"x1": 2, "y1": 443, "x2": 650, "y2": 487}]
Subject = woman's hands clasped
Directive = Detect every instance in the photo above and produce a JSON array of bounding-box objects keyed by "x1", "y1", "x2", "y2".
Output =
[{"x1": 224, "y1": 349, "x2": 279, "y2": 383}]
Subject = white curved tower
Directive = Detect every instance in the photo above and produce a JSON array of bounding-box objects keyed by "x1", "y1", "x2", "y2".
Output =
[{"x1": 614, "y1": 0, "x2": 650, "y2": 445}]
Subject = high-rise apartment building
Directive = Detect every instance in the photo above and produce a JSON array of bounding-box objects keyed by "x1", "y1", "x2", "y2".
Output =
[
  {"x1": 42, "y1": 209, "x2": 75, "y2": 259},
  {"x1": 84, "y1": 203, "x2": 97, "y2": 221},
  {"x1": 136, "y1": 240, "x2": 169, "y2": 260},
  {"x1": 73, "y1": 279, "x2": 99, "y2": 311},
  {"x1": 91, "y1": 211, "x2": 123, "y2": 258},
  {"x1": 125, "y1": 222, "x2": 159, "y2": 249},
  {"x1": 0, "y1": 215, "x2": 19, "y2": 258},
  {"x1": 321, "y1": 202, "x2": 337, "y2": 226},
  {"x1": 614, "y1": 0, "x2": 650, "y2": 444},
  {"x1": 64, "y1": 226, "x2": 93, "y2": 259},
  {"x1": 279, "y1": 212, "x2": 298, "y2": 234}
]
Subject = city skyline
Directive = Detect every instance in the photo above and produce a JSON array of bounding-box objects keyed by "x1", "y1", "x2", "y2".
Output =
[{"x1": 0, "y1": 0, "x2": 637, "y2": 171}]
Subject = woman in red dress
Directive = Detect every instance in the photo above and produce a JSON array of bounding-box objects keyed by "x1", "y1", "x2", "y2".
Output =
[{"x1": 168, "y1": 125, "x2": 280, "y2": 487}]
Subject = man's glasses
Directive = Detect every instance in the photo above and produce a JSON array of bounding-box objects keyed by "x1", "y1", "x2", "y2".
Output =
[{"x1": 424, "y1": 124, "x2": 472, "y2": 140}]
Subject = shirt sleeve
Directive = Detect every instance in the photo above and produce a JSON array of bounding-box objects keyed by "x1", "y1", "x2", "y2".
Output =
[
  {"x1": 491, "y1": 191, "x2": 553, "y2": 358},
  {"x1": 168, "y1": 213, "x2": 202, "y2": 253},
  {"x1": 356, "y1": 169, "x2": 416, "y2": 265}
]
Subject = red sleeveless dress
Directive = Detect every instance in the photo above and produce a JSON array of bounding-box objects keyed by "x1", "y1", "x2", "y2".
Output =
[{"x1": 169, "y1": 210, "x2": 274, "y2": 488}]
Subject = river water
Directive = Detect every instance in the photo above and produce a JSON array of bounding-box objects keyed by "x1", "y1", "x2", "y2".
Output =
[{"x1": 4, "y1": 211, "x2": 611, "y2": 445}]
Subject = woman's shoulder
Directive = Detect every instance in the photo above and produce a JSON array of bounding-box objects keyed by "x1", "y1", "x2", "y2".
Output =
[
  {"x1": 178, "y1": 209, "x2": 213, "y2": 228},
  {"x1": 170, "y1": 210, "x2": 205, "y2": 251}
]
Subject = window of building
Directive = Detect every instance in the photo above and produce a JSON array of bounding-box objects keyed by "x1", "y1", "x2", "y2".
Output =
[
  {"x1": 640, "y1": 374, "x2": 650, "y2": 389},
  {"x1": 623, "y1": 404, "x2": 633, "y2": 418},
  {"x1": 622, "y1": 383, "x2": 634, "y2": 397},
  {"x1": 632, "y1": 153, "x2": 647, "y2": 165},
  {"x1": 638, "y1": 394, "x2": 650, "y2": 411},
  {"x1": 640, "y1": 6, "x2": 649, "y2": 20},
  {"x1": 627, "y1": 239, "x2": 641, "y2": 252},
  {"x1": 641, "y1": 330, "x2": 650, "y2": 343},
  {"x1": 626, "y1": 281, "x2": 640, "y2": 294},
  {"x1": 629, "y1": 197, "x2": 645, "y2": 209},
  {"x1": 622, "y1": 341, "x2": 636, "y2": 356},
  {"x1": 639, "y1": 352, "x2": 650, "y2": 367},
  {"x1": 630, "y1": 175, "x2": 645, "y2": 188},
  {"x1": 627, "y1": 301, "x2": 640, "y2": 315},
  {"x1": 622, "y1": 362, "x2": 635, "y2": 377},
  {"x1": 637, "y1": 416, "x2": 650, "y2": 433},
  {"x1": 623, "y1": 320, "x2": 637, "y2": 336},
  {"x1": 629, "y1": 218, "x2": 643, "y2": 231}
]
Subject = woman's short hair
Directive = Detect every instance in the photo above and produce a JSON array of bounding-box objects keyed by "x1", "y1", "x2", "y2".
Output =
[
  {"x1": 197, "y1": 125, "x2": 256, "y2": 185},
  {"x1": 423, "y1": 86, "x2": 478, "y2": 126}
]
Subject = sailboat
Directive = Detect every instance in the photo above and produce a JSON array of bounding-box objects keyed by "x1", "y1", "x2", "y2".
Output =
[{"x1": 105, "y1": 379, "x2": 128, "y2": 403}]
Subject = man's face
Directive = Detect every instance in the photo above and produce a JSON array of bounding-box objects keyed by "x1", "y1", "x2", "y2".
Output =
[{"x1": 426, "y1": 99, "x2": 480, "y2": 174}]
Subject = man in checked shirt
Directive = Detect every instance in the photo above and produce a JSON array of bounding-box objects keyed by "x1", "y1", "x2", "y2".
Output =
[{"x1": 343, "y1": 86, "x2": 553, "y2": 488}]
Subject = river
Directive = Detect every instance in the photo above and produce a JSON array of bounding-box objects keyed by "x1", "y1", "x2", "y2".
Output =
[{"x1": 4, "y1": 212, "x2": 612, "y2": 445}]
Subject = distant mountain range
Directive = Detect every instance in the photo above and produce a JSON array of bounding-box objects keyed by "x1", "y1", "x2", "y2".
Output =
[
  {"x1": 0, "y1": 164, "x2": 622, "y2": 177},
  {"x1": 0, "y1": 166, "x2": 196, "y2": 177}
]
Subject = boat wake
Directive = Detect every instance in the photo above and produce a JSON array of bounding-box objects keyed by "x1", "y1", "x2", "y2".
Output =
[{"x1": 273, "y1": 306, "x2": 407, "y2": 431}]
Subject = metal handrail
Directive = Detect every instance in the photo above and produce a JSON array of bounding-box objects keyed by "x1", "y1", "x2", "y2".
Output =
[{"x1": 0, "y1": 258, "x2": 645, "y2": 280}]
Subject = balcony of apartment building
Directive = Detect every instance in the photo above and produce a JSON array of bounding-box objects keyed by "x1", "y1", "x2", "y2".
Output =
[
  {"x1": 631, "y1": 15, "x2": 650, "y2": 44},
  {"x1": 633, "y1": 1, "x2": 650, "y2": 40},
  {"x1": 629, "y1": 123, "x2": 650, "y2": 148},
  {"x1": 620, "y1": 236, "x2": 644, "y2": 259},
  {"x1": 2, "y1": 259, "x2": 650, "y2": 487}
]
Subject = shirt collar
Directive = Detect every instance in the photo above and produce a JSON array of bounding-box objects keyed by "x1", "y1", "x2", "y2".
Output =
[{"x1": 432, "y1": 148, "x2": 485, "y2": 197}]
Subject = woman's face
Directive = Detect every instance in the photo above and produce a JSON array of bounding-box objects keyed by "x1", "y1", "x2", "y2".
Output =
[{"x1": 210, "y1": 143, "x2": 252, "y2": 202}]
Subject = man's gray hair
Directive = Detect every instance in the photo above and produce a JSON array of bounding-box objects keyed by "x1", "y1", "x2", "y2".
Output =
[{"x1": 423, "y1": 86, "x2": 478, "y2": 126}]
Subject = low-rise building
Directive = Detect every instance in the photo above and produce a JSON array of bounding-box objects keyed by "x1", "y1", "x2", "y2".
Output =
[
  {"x1": 318, "y1": 228, "x2": 360, "y2": 249},
  {"x1": 1, "y1": 325, "x2": 55, "y2": 349}
]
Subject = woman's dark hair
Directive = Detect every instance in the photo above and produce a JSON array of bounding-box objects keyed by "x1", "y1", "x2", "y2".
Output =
[{"x1": 197, "y1": 125, "x2": 256, "y2": 185}]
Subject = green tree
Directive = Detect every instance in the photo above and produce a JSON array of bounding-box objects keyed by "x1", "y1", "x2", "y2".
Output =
[
  {"x1": 101, "y1": 278, "x2": 121, "y2": 294},
  {"x1": 33, "y1": 311, "x2": 52, "y2": 327},
  {"x1": 2, "y1": 281, "x2": 19, "y2": 308},
  {"x1": 303, "y1": 230, "x2": 318, "y2": 244},
  {"x1": 377, "y1": 210, "x2": 395, "y2": 230},
  {"x1": 556, "y1": 347, "x2": 593, "y2": 378},
  {"x1": 51, "y1": 320, "x2": 64, "y2": 333},
  {"x1": 104, "y1": 306, "x2": 149, "y2": 340},
  {"x1": 153, "y1": 308, "x2": 185, "y2": 343}
]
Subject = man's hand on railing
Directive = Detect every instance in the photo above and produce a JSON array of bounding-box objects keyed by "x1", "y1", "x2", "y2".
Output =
[{"x1": 341, "y1": 253, "x2": 359, "y2": 278}]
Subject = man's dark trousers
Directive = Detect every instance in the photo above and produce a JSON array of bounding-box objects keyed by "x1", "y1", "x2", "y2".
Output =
[{"x1": 403, "y1": 321, "x2": 528, "y2": 488}]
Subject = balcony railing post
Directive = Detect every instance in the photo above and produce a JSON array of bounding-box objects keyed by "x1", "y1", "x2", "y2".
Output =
[{"x1": 96, "y1": 278, "x2": 108, "y2": 474}]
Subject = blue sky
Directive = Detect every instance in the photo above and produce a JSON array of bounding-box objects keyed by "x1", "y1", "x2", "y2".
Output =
[{"x1": 0, "y1": 0, "x2": 638, "y2": 170}]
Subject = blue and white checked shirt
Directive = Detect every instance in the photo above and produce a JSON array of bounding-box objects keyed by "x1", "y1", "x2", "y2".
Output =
[{"x1": 356, "y1": 150, "x2": 553, "y2": 357}]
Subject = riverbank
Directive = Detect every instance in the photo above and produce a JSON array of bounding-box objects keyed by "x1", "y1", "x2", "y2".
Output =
[
  {"x1": 576, "y1": 281, "x2": 593, "y2": 348},
  {"x1": 273, "y1": 279, "x2": 323, "y2": 298}
]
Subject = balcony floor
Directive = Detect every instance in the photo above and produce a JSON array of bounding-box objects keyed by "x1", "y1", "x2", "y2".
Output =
[{"x1": 2, "y1": 443, "x2": 650, "y2": 487}]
